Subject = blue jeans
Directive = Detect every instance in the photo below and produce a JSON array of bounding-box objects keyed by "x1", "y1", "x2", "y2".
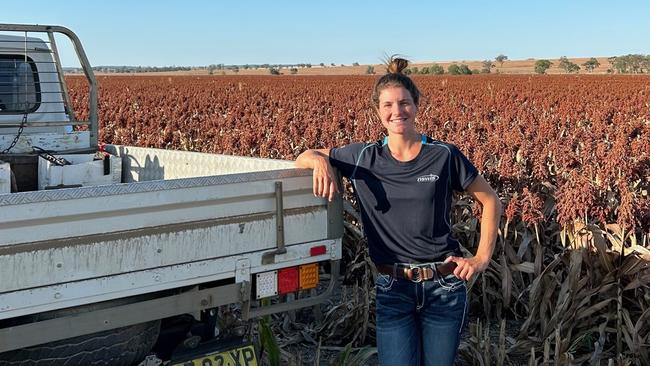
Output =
[{"x1": 375, "y1": 269, "x2": 467, "y2": 366}]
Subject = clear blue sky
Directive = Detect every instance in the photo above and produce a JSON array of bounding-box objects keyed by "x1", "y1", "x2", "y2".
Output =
[{"x1": 3, "y1": 0, "x2": 649, "y2": 67}]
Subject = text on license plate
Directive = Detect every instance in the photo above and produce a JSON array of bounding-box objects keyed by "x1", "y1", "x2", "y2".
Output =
[{"x1": 172, "y1": 344, "x2": 258, "y2": 366}]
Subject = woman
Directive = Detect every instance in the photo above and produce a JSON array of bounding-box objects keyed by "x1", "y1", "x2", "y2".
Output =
[{"x1": 295, "y1": 57, "x2": 502, "y2": 366}]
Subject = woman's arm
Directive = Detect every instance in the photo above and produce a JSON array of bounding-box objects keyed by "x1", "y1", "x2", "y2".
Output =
[
  {"x1": 445, "y1": 175, "x2": 502, "y2": 281},
  {"x1": 295, "y1": 148, "x2": 339, "y2": 201}
]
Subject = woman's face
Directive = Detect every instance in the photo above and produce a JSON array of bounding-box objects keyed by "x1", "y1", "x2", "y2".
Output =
[{"x1": 377, "y1": 86, "x2": 418, "y2": 136}]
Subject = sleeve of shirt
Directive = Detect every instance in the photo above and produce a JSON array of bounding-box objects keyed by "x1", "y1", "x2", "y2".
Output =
[
  {"x1": 329, "y1": 143, "x2": 366, "y2": 179},
  {"x1": 449, "y1": 144, "x2": 478, "y2": 191}
]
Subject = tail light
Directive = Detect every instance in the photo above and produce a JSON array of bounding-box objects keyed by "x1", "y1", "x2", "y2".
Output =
[
  {"x1": 255, "y1": 270, "x2": 278, "y2": 299},
  {"x1": 299, "y1": 263, "x2": 318, "y2": 290},
  {"x1": 278, "y1": 267, "x2": 299, "y2": 295},
  {"x1": 255, "y1": 263, "x2": 320, "y2": 299}
]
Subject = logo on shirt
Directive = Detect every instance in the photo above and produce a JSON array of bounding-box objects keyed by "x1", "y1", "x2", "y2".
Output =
[{"x1": 417, "y1": 174, "x2": 439, "y2": 183}]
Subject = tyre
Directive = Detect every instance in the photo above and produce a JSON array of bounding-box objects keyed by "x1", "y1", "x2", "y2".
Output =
[{"x1": 0, "y1": 319, "x2": 160, "y2": 366}]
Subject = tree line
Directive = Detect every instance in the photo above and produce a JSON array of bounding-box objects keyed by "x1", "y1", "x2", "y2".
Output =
[
  {"x1": 69, "y1": 54, "x2": 650, "y2": 75},
  {"x1": 402, "y1": 53, "x2": 650, "y2": 75},
  {"x1": 92, "y1": 66, "x2": 193, "y2": 73},
  {"x1": 533, "y1": 55, "x2": 650, "y2": 74},
  {"x1": 607, "y1": 54, "x2": 650, "y2": 73}
]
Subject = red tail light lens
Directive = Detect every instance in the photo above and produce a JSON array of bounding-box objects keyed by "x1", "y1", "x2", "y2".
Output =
[{"x1": 277, "y1": 267, "x2": 299, "y2": 294}]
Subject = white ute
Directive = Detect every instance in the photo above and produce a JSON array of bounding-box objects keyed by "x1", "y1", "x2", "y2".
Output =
[{"x1": 0, "y1": 24, "x2": 343, "y2": 366}]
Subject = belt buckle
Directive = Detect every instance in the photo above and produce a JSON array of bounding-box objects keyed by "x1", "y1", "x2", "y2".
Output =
[{"x1": 409, "y1": 266, "x2": 424, "y2": 283}]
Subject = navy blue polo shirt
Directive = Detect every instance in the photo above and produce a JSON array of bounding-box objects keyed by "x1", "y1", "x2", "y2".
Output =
[{"x1": 329, "y1": 135, "x2": 478, "y2": 264}]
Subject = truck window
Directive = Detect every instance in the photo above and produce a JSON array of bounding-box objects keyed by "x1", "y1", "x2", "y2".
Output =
[{"x1": 0, "y1": 54, "x2": 41, "y2": 114}]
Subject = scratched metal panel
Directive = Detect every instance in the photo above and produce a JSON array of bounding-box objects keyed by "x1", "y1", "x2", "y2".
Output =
[
  {"x1": 0, "y1": 239, "x2": 342, "y2": 320},
  {"x1": 0, "y1": 132, "x2": 90, "y2": 154},
  {"x1": 0, "y1": 208, "x2": 328, "y2": 293},
  {"x1": 0, "y1": 175, "x2": 323, "y2": 246}
]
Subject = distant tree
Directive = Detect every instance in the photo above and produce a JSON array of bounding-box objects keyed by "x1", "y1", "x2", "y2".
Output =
[
  {"x1": 231, "y1": 66, "x2": 239, "y2": 73},
  {"x1": 207, "y1": 64, "x2": 217, "y2": 75},
  {"x1": 412, "y1": 67, "x2": 419, "y2": 74},
  {"x1": 481, "y1": 60, "x2": 495, "y2": 73},
  {"x1": 627, "y1": 55, "x2": 644, "y2": 73},
  {"x1": 331, "y1": 63, "x2": 336, "y2": 66},
  {"x1": 289, "y1": 68, "x2": 298, "y2": 74},
  {"x1": 558, "y1": 56, "x2": 580, "y2": 73},
  {"x1": 495, "y1": 54, "x2": 508, "y2": 67},
  {"x1": 243, "y1": 64, "x2": 250, "y2": 70},
  {"x1": 458, "y1": 64, "x2": 472, "y2": 75},
  {"x1": 430, "y1": 64, "x2": 445, "y2": 75},
  {"x1": 319, "y1": 63, "x2": 325, "y2": 67},
  {"x1": 610, "y1": 54, "x2": 648, "y2": 73},
  {"x1": 447, "y1": 64, "x2": 461, "y2": 75},
  {"x1": 366, "y1": 65, "x2": 375, "y2": 74},
  {"x1": 534, "y1": 59, "x2": 553, "y2": 74},
  {"x1": 403, "y1": 68, "x2": 413, "y2": 75},
  {"x1": 611, "y1": 56, "x2": 627, "y2": 73},
  {"x1": 642, "y1": 56, "x2": 650, "y2": 73},
  {"x1": 582, "y1": 57, "x2": 600, "y2": 72},
  {"x1": 269, "y1": 68, "x2": 280, "y2": 75},
  {"x1": 353, "y1": 62, "x2": 360, "y2": 66}
]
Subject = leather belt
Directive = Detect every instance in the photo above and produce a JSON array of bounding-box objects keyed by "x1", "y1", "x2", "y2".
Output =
[{"x1": 377, "y1": 262, "x2": 457, "y2": 283}]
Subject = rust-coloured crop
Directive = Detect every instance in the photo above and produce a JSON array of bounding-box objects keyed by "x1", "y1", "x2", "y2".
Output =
[{"x1": 66, "y1": 74, "x2": 649, "y2": 233}]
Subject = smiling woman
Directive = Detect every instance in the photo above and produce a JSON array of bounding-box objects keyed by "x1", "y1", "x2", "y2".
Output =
[
  {"x1": 376, "y1": 86, "x2": 418, "y2": 145},
  {"x1": 295, "y1": 55, "x2": 502, "y2": 365}
]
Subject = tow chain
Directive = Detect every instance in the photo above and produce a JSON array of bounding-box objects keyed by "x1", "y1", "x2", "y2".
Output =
[{"x1": 0, "y1": 113, "x2": 28, "y2": 154}]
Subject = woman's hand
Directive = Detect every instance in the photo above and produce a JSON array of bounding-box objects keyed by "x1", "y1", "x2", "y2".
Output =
[
  {"x1": 295, "y1": 149, "x2": 339, "y2": 201},
  {"x1": 312, "y1": 155, "x2": 339, "y2": 201},
  {"x1": 444, "y1": 255, "x2": 490, "y2": 281}
]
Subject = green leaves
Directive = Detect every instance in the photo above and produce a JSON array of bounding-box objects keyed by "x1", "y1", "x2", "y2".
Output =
[{"x1": 259, "y1": 315, "x2": 281, "y2": 366}]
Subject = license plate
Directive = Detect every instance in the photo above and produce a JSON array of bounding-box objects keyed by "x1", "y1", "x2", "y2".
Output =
[{"x1": 171, "y1": 344, "x2": 258, "y2": 366}]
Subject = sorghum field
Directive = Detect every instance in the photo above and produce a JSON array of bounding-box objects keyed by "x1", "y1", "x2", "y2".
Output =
[{"x1": 68, "y1": 74, "x2": 649, "y2": 365}]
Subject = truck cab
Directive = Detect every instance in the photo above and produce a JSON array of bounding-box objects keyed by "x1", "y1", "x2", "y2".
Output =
[{"x1": 0, "y1": 34, "x2": 70, "y2": 135}]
